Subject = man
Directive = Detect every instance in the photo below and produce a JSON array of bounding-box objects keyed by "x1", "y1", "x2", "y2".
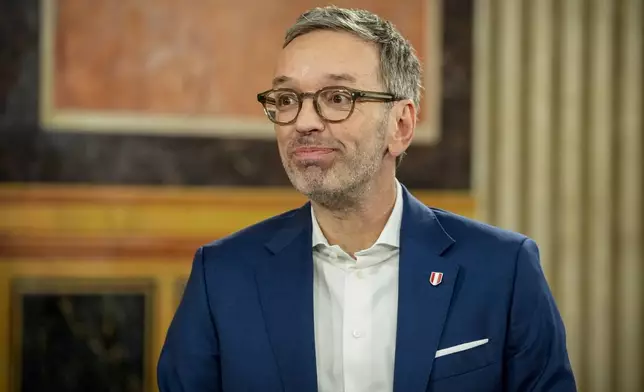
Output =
[{"x1": 158, "y1": 6, "x2": 576, "y2": 392}]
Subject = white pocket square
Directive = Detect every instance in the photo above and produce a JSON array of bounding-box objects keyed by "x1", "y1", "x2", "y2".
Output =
[{"x1": 435, "y1": 338, "x2": 489, "y2": 358}]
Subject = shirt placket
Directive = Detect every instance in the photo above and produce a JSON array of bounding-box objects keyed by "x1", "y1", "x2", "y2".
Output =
[{"x1": 342, "y1": 257, "x2": 373, "y2": 392}]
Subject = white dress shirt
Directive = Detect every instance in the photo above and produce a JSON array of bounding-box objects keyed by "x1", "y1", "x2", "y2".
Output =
[{"x1": 312, "y1": 180, "x2": 403, "y2": 392}]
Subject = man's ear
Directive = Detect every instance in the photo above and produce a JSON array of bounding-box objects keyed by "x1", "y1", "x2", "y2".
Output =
[{"x1": 388, "y1": 100, "x2": 416, "y2": 159}]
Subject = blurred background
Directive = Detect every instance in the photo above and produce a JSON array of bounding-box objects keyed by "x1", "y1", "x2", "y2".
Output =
[{"x1": 0, "y1": 0, "x2": 641, "y2": 391}]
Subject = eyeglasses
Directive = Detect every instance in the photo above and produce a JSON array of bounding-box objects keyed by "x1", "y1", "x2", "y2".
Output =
[{"x1": 257, "y1": 86, "x2": 404, "y2": 125}]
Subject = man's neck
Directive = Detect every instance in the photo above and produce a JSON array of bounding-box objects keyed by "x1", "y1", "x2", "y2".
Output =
[{"x1": 312, "y1": 177, "x2": 398, "y2": 256}]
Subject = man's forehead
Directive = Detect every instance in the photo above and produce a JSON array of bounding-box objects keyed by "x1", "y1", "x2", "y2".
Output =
[{"x1": 272, "y1": 30, "x2": 380, "y2": 88}]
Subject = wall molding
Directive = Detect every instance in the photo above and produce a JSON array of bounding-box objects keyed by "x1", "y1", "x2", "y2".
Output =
[{"x1": 0, "y1": 184, "x2": 475, "y2": 260}]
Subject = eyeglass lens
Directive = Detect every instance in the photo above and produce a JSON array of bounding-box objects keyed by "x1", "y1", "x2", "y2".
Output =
[{"x1": 263, "y1": 88, "x2": 354, "y2": 124}]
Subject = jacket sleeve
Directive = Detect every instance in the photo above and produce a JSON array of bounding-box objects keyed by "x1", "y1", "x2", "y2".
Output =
[
  {"x1": 157, "y1": 247, "x2": 222, "y2": 392},
  {"x1": 504, "y1": 238, "x2": 577, "y2": 391}
]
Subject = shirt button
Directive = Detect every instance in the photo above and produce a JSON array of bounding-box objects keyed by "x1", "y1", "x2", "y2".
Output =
[
  {"x1": 329, "y1": 252, "x2": 338, "y2": 260},
  {"x1": 356, "y1": 270, "x2": 364, "y2": 279},
  {"x1": 352, "y1": 330, "x2": 363, "y2": 338}
]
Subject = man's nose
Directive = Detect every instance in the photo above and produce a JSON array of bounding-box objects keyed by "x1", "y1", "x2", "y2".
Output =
[{"x1": 294, "y1": 99, "x2": 325, "y2": 134}]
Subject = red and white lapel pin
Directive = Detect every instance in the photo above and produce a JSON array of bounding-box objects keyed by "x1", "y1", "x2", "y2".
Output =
[{"x1": 429, "y1": 271, "x2": 444, "y2": 286}]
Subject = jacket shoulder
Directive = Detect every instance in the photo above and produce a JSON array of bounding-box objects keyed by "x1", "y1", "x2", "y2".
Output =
[
  {"x1": 430, "y1": 207, "x2": 531, "y2": 252},
  {"x1": 200, "y1": 205, "x2": 305, "y2": 256}
]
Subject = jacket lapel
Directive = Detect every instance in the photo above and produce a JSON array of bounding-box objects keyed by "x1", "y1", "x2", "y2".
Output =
[
  {"x1": 255, "y1": 205, "x2": 318, "y2": 392},
  {"x1": 393, "y1": 189, "x2": 460, "y2": 392}
]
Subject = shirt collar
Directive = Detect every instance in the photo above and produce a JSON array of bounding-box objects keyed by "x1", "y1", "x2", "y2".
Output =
[{"x1": 311, "y1": 179, "x2": 404, "y2": 249}]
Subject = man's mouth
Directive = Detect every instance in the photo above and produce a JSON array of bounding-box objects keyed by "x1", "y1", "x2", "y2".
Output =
[{"x1": 292, "y1": 147, "x2": 336, "y2": 160}]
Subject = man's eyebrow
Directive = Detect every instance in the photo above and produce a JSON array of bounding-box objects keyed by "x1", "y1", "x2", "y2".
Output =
[
  {"x1": 324, "y1": 73, "x2": 358, "y2": 83},
  {"x1": 271, "y1": 73, "x2": 358, "y2": 88},
  {"x1": 272, "y1": 76, "x2": 291, "y2": 87}
]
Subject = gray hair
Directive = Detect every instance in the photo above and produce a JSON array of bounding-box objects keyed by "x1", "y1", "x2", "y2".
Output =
[{"x1": 284, "y1": 6, "x2": 423, "y2": 112}]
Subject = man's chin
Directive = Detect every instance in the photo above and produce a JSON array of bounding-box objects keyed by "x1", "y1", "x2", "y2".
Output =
[
  {"x1": 291, "y1": 180, "x2": 325, "y2": 196},
  {"x1": 288, "y1": 166, "x2": 326, "y2": 184},
  {"x1": 288, "y1": 175, "x2": 328, "y2": 196}
]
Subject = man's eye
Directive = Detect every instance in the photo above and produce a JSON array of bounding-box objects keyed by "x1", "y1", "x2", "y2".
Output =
[
  {"x1": 333, "y1": 94, "x2": 348, "y2": 103},
  {"x1": 277, "y1": 95, "x2": 297, "y2": 107},
  {"x1": 325, "y1": 91, "x2": 352, "y2": 105}
]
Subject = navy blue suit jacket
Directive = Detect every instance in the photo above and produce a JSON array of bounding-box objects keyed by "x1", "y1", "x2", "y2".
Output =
[{"x1": 158, "y1": 186, "x2": 576, "y2": 391}]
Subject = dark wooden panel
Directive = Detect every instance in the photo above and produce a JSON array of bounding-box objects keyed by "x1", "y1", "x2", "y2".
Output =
[{"x1": 10, "y1": 279, "x2": 154, "y2": 392}]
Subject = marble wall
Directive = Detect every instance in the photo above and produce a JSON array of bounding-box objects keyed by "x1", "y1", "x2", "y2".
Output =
[{"x1": 0, "y1": 0, "x2": 473, "y2": 189}]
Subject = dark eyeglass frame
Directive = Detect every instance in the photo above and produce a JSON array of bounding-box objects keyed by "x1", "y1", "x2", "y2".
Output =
[{"x1": 256, "y1": 85, "x2": 405, "y2": 125}]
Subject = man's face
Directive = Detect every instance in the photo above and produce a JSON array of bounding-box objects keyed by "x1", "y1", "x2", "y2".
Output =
[{"x1": 272, "y1": 30, "x2": 393, "y2": 209}]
